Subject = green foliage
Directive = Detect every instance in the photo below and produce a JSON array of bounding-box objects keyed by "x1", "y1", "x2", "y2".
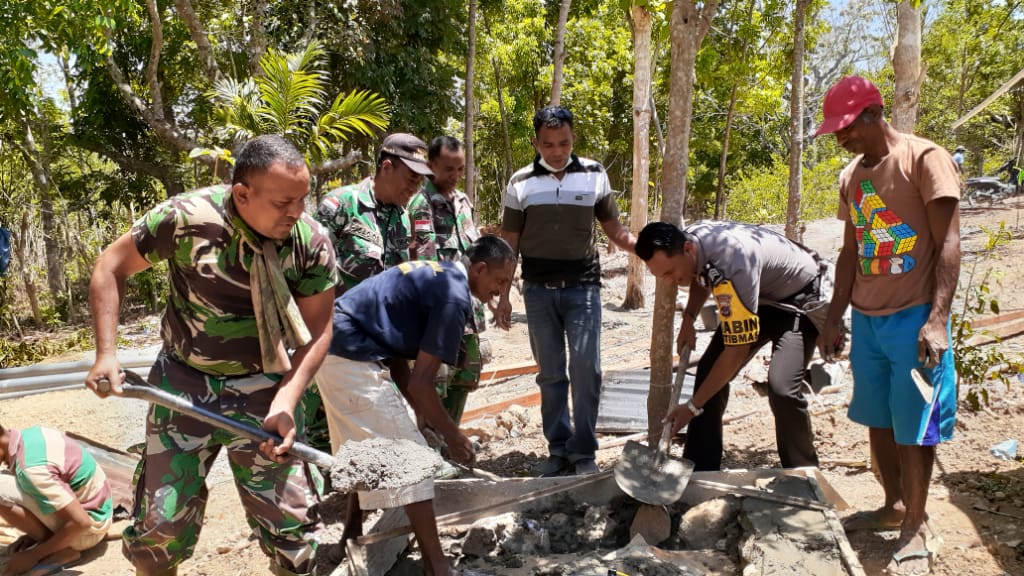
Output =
[
  {"x1": 209, "y1": 41, "x2": 390, "y2": 174},
  {"x1": 919, "y1": 0, "x2": 1024, "y2": 169},
  {"x1": 952, "y1": 222, "x2": 1024, "y2": 410},
  {"x1": 269, "y1": 0, "x2": 465, "y2": 140},
  {"x1": 722, "y1": 155, "x2": 846, "y2": 225},
  {"x1": 471, "y1": 0, "x2": 635, "y2": 223},
  {"x1": 0, "y1": 327, "x2": 99, "y2": 369}
]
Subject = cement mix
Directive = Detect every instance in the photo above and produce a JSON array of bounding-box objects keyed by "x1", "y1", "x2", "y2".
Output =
[{"x1": 328, "y1": 438, "x2": 442, "y2": 493}]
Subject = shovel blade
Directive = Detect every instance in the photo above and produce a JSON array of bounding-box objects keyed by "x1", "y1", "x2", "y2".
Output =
[
  {"x1": 910, "y1": 368, "x2": 934, "y2": 404},
  {"x1": 614, "y1": 440, "x2": 694, "y2": 505}
]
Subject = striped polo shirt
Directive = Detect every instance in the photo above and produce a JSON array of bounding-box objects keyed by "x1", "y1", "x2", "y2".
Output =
[
  {"x1": 501, "y1": 155, "x2": 619, "y2": 284},
  {"x1": 6, "y1": 426, "x2": 112, "y2": 523}
]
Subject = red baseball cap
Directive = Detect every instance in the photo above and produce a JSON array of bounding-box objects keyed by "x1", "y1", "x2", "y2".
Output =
[{"x1": 814, "y1": 76, "x2": 884, "y2": 137}]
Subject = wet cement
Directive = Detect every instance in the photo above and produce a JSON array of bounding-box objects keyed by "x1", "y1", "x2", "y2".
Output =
[{"x1": 328, "y1": 438, "x2": 442, "y2": 493}]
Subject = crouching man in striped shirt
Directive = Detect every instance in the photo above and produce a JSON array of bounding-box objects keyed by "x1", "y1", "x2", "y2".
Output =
[{"x1": 0, "y1": 423, "x2": 113, "y2": 574}]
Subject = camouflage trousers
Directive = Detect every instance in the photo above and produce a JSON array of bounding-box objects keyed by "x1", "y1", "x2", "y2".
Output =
[
  {"x1": 300, "y1": 381, "x2": 332, "y2": 453},
  {"x1": 123, "y1": 354, "x2": 323, "y2": 574},
  {"x1": 435, "y1": 333, "x2": 484, "y2": 425}
]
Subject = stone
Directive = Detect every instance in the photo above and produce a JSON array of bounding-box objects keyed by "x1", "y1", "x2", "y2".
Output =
[
  {"x1": 678, "y1": 497, "x2": 742, "y2": 549},
  {"x1": 461, "y1": 525, "x2": 497, "y2": 558},
  {"x1": 581, "y1": 505, "x2": 617, "y2": 541},
  {"x1": 629, "y1": 504, "x2": 672, "y2": 545}
]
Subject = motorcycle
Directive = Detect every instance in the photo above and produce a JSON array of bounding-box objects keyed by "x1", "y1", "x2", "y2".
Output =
[{"x1": 964, "y1": 159, "x2": 1022, "y2": 206}]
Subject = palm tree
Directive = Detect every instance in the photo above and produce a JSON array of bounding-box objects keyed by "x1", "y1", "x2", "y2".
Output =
[{"x1": 208, "y1": 41, "x2": 390, "y2": 193}]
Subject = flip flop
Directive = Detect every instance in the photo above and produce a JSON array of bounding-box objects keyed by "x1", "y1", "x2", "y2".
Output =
[
  {"x1": 884, "y1": 548, "x2": 933, "y2": 576},
  {"x1": 841, "y1": 509, "x2": 903, "y2": 532}
]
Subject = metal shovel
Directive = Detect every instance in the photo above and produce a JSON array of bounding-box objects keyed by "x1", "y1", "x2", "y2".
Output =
[
  {"x1": 99, "y1": 369, "x2": 335, "y2": 469},
  {"x1": 910, "y1": 367, "x2": 934, "y2": 404},
  {"x1": 614, "y1": 344, "x2": 695, "y2": 505}
]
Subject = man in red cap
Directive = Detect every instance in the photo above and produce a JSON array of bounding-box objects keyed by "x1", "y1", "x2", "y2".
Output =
[{"x1": 815, "y1": 76, "x2": 960, "y2": 575}]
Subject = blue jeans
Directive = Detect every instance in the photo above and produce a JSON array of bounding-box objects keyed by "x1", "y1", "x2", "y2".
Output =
[{"x1": 523, "y1": 282, "x2": 602, "y2": 462}]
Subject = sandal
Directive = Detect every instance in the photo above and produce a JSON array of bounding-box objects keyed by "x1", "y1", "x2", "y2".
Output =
[{"x1": 885, "y1": 548, "x2": 933, "y2": 575}]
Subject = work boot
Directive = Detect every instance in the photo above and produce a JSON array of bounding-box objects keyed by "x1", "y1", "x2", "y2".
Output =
[
  {"x1": 571, "y1": 459, "x2": 599, "y2": 476},
  {"x1": 534, "y1": 455, "x2": 570, "y2": 477}
]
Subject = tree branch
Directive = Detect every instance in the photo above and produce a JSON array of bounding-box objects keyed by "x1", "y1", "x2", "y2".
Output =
[
  {"x1": 104, "y1": 54, "x2": 210, "y2": 166},
  {"x1": 145, "y1": 0, "x2": 165, "y2": 120},
  {"x1": 311, "y1": 150, "x2": 362, "y2": 176},
  {"x1": 172, "y1": 0, "x2": 224, "y2": 84}
]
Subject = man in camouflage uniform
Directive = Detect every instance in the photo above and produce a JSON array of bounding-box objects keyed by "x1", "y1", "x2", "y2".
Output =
[
  {"x1": 85, "y1": 135, "x2": 337, "y2": 576},
  {"x1": 302, "y1": 133, "x2": 433, "y2": 451},
  {"x1": 409, "y1": 136, "x2": 486, "y2": 424},
  {"x1": 317, "y1": 132, "x2": 433, "y2": 294}
]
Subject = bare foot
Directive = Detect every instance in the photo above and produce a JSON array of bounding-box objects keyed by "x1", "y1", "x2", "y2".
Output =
[
  {"x1": 885, "y1": 528, "x2": 935, "y2": 576},
  {"x1": 842, "y1": 507, "x2": 905, "y2": 531}
]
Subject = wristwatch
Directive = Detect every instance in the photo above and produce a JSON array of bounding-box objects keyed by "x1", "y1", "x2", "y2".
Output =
[{"x1": 686, "y1": 400, "x2": 704, "y2": 417}]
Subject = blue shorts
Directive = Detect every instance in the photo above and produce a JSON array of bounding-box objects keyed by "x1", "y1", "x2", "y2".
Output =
[{"x1": 847, "y1": 303, "x2": 957, "y2": 446}]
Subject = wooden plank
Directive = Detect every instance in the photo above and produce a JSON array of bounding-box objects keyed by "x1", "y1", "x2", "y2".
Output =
[
  {"x1": 952, "y1": 65, "x2": 1024, "y2": 129},
  {"x1": 970, "y1": 309, "x2": 1024, "y2": 329},
  {"x1": 462, "y1": 391, "x2": 541, "y2": 423},
  {"x1": 967, "y1": 317, "x2": 1024, "y2": 346},
  {"x1": 479, "y1": 361, "x2": 538, "y2": 382}
]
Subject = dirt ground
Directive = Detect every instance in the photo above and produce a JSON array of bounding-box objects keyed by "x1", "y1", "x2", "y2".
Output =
[{"x1": 2, "y1": 198, "x2": 1024, "y2": 576}]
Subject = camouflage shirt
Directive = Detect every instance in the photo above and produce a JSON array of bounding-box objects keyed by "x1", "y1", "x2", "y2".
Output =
[
  {"x1": 316, "y1": 177, "x2": 411, "y2": 293},
  {"x1": 409, "y1": 181, "x2": 480, "y2": 262},
  {"x1": 408, "y1": 181, "x2": 486, "y2": 334},
  {"x1": 132, "y1": 185, "x2": 338, "y2": 377}
]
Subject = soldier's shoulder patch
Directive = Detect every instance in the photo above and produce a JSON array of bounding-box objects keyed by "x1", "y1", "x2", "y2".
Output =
[
  {"x1": 414, "y1": 219, "x2": 432, "y2": 231},
  {"x1": 346, "y1": 219, "x2": 383, "y2": 247}
]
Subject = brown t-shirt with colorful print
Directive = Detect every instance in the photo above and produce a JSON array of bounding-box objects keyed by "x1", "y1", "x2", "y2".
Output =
[{"x1": 837, "y1": 134, "x2": 961, "y2": 316}]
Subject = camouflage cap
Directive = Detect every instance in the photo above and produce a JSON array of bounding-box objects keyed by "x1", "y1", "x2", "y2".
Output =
[{"x1": 379, "y1": 133, "x2": 434, "y2": 176}]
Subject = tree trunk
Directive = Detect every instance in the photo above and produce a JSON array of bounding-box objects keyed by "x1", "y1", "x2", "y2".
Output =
[
  {"x1": 17, "y1": 211, "x2": 43, "y2": 328},
  {"x1": 20, "y1": 121, "x2": 65, "y2": 302},
  {"x1": 622, "y1": 4, "x2": 654, "y2": 311},
  {"x1": 550, "y1": 0, "x2": 572, "y2": 106},
  {"x1": 714, "y1": 82, "x2": 739, "y2": 220},
  {"x1": 648, "y1": 0, "x2": 720, "y2": 442},
  {"x1": 248, "y1": 0, "x2": 269, "y2": 75},
  {"x1": 785, "y1": 0, "x2": 810, "y2": 242},
  {"x1": 492, "y1": 56, "x2": 515, "y2": 186},
  {"x1": 890, "y1": 0, "x2": 924, "y2": 134},
  {"x1": 172, "y1": 0, "x2": 224, "y2": 84},
  {"x1": 464, "y1": 0, "x2": 479, "y2": 206}
]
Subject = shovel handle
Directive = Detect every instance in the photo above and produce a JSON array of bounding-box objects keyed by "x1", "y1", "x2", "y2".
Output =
[
  {"x1": 105, "y1": 370, "x2": 335, "y2": 469},
  {"x1": 656, "y1": 343, "x2": 692, "y2": 455}
]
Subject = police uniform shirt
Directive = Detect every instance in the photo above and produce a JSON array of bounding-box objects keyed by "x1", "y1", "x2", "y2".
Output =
[{"x1": 686, "y1": 221, "x2": 818, "y2": 346}]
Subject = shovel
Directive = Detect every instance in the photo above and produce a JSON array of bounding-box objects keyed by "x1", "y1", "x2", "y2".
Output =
[
  {"x1": 614, "y1": 344, "x2": 694, "y2": 506},
  {"x1": 910, "y1": 367, "x2": 934, "y2": 404},
  {"x1": 99, "y1": 369, "x2": 335, "y2": 469}
]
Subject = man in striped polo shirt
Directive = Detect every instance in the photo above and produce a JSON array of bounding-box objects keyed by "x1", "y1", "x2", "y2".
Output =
[
  {"x1": 0, "y1": 424, "x2": 112, "y2": 574},
  {"x1": 496, "y1": 106, "x2": 637, "y2": 477}
]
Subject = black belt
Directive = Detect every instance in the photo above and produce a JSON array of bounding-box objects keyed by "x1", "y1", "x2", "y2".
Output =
[{"x1": 529, "y1": 279, "x2": 596, "y2": 290}]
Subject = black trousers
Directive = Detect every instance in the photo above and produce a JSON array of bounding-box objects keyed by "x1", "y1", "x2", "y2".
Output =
[{"x1": 682, "y1": 305, "x2": 820, "y2": 471}]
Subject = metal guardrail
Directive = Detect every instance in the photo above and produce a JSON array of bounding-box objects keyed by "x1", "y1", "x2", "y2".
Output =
[{"x1": 0, "y1": 346, "x2": 159, "y2": 399}]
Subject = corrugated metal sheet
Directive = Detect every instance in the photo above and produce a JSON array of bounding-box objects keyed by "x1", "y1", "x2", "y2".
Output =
[{"x1": 596, "y1": 368, "x2": 695, "y2": 433}]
